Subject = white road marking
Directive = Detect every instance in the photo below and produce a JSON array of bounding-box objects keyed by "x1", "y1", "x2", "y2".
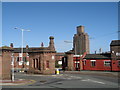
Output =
[
  {"x1": 0, "y1": 83, "x2": 22, "y2": 85},
  {"x1": 70, "y1": 76, "x2": 82, "y2": 79},
  {"x1": 81, "y1": 79, "x2": 105, "y2": 84}
]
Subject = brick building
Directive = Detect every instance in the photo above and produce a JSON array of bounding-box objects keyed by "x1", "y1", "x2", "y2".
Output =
[
  {"x1": 9, "y1": 43, "x2": 29, "y2": 72},
  {"x1": 28, "y1": 36, "x2": 56, "y2": 74},
  {"x1": 1, "y1": 36, "x2": 56, "y2": 75},
  {"x1": 55, "y1": 53, "x2": 65, "y2": 68},
  {"x1": 110, "y1": 40, "x2": 120, "y2": 71},
  {"x1": 83, "y1": 53, "x2": 112, "y2": 71},
  {"x1": 110, "y1": 40, "x2": 120, "y2": 60},
  {"x1": 62, "y1": 40, "x2": 120, "y2": 71}
]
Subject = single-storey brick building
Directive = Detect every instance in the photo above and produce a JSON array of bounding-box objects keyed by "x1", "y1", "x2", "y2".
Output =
[{"x1": 62, "y1": 40, "x2": 120, "y2": 71}]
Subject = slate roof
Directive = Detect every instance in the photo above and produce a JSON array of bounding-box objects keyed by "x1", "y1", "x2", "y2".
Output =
[
  {"x1": 0, "y1": 48, "x2": 13, "y2": 56},
  {"x1": 28, "y1": 47, "x2": 56, "y2": 53},
  {"x1": 84, "y1": 53, "x2": 111, "y2": 59},
  {"x1": 13, "y1": 47, "x2": 55, "y2": 53},
  {"x1": 110, "y1": 40, "x2": 120, "y2": 46},
  {"x1": 13, "y1": 48, "x2": 28, "y2": 53},
  {"x1": 0, "y1": 48, "x2": 13, "y2": 51}
]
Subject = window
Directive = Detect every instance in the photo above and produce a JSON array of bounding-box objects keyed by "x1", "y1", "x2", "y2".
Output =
[
  {"x1": 116, "y1": 53, "x2": 120, "y2": 56},
  {"x1": 91, "y1": 60, "x2": 96, "y2": 67},
  {"x1": 104, "y1": 61, "x2": 111, "y2": 67},
  {"x1": 83, "y1": 59, "x2": 86, "y2": 65},
  {"x1": 16, "y1": 57, "x2": 19, "y2": 62},
  {"x1": 26, "y1": 53, "x2": 29, "y2": 57},
  {"x1": 46, "y1": 61, "x2": 49, "y2": 68},
  {"x1": 23, "y1": 57, "x2": 27, "y2": 62},
  {"x1": 52, "y1": 56, "x2": 55, "y2": 60},
  {"x1": 26, "y1": 61, "x2": 29, "y2": 66}
]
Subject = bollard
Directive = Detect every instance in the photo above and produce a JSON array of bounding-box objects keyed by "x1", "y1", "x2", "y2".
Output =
[{"x1": 56, "y1": 69, "x2": 60, "y2": 75}]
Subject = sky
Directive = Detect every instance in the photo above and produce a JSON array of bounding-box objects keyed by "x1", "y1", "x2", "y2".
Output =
[
  {"x1": 1, "y1": 0, "x2": 120, "y2": 2},
  {"x1": 2, "y1": 2, "x2": 118, "y2": 53}
]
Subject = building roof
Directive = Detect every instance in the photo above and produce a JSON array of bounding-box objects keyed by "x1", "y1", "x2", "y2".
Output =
[
  {"x1": 13, "y1": 47, "x2": 56, "y2": 53},
  {"x1": 28, "y1": 47, "x2": 56, "y2": 53},
  {"x1": 84, "y1": 54, "x2": 111, "y2": 59},
  {"x1": 56, "y1": 52, "x2": 65, "y2": 56},
  {"x1": 110, "y1": 40, "x2": 120, "y2": 46},
  {"x1": 0, "y1": 48, "x2": 13, "y2": 51},
  {"x1": 65, "y1": 50, "x2": 74, "y2": 54},
  {"x1": 0, "y1": 48, "x2": 13, "y2": 56},
  {"x1": 13, "y1": 48, "x2": 28, "y2": 53}
]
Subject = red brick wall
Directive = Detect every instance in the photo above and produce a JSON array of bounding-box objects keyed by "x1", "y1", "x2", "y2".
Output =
[
  {"x1": 66, "y1": 54, "x2": 74, "y2": 71},
  {"x1": 83, "y1": 59, "x2": 112, "y2": 71},
  {"x1": 111, "y1": 60, "x2": 120, "y2": 71},
  {"x1": 13, "y1": 53, "x2": 29, "y2": 70},
  {"x1": 29, "y1": 52, "x2": 56, "y2": 74}
]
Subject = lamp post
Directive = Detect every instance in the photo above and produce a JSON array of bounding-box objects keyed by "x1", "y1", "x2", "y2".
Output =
[
  {"x1": 11, "y1": 53, "x2": 14, "y2": 82},
  {"x1": 14, "y1": 27, "x2": 30, "y2": 72}
]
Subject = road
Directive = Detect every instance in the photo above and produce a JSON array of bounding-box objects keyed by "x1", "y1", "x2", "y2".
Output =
[{"x1": 2, "y1": 71, "x2": 119, "y2": 89}]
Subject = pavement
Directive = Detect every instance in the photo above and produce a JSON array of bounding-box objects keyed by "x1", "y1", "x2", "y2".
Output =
[{"x1": 0, "y1": 79, "x2": 36, "y2": 86}]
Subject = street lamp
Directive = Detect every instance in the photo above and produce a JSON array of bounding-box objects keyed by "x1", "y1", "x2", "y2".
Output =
[
  {"x1": 64, "y1": 40, "x2": 77, "y2": 55},
  {"x1": 14, "y1": 27, "x2": 30, "y2": 72}
]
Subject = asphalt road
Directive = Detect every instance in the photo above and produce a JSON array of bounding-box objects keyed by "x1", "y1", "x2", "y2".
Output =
[{"x1": 2, "y1": 71, "x2": 119, "y2": 89}]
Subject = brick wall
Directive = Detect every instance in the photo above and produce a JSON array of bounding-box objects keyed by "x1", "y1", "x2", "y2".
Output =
[
  {"x1": 28, "y1": 52, "x2": 56, "y2": 75},
  {"x1": 0, "y1": 50, "x2": 12, "y2": 80}
]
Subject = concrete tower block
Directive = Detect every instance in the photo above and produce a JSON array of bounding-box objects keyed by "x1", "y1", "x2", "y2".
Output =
[
  {"x1": 77, "y1": 25, "x2": 84, "y2": 34},
  {"x1": 73, "y1": 25, "x2": 90, "y2": 55}
]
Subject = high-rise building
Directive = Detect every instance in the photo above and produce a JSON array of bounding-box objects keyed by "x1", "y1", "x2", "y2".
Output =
[{"x1": 73, "y1": 25, "x2": 90, "y2": 55}]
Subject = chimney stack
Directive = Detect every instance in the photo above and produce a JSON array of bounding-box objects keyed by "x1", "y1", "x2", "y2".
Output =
[
  {"x1": 49, "y1": 36, "x2": 55, "y2": 51},
  {"x1": 26, "y1": 45, "x2": 29, "y2": 49},
  {"x1": 41, "y1": 42, "x2": 44, "y2": 47},
  {"x1": 10, "y1": 43, "x2": 13, "y2": 48}
]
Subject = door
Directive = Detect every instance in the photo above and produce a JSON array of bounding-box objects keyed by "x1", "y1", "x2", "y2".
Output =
[{"x1": 74, "y1": 60, "x2": 80, "y2": 71}]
